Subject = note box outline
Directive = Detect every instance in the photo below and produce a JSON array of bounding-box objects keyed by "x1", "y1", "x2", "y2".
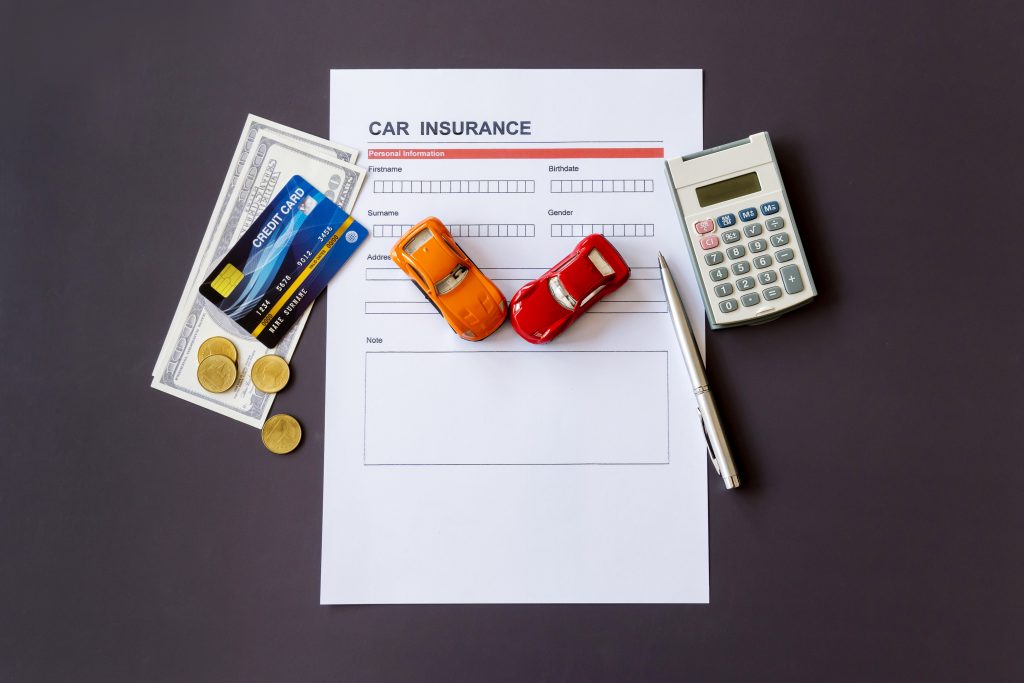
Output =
[{"x1": 363, "y1": 350, "x2": 670, "y2": 466}]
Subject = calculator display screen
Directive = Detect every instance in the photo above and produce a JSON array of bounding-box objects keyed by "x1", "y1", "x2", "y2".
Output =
[{"x1": 695, "y1": 172, "x2": 762, "y2": 207}]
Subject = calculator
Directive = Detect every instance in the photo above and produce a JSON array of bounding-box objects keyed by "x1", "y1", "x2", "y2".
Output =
[{"x1": 666, "y1": 132, "x2": 816, "y2": 329}]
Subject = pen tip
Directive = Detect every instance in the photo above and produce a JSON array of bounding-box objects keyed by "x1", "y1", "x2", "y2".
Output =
[{"x1": 657, "y1": 251, "x2": 667, "y2": 267}]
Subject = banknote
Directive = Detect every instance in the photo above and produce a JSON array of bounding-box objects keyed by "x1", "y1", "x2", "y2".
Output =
[
  {"x1": 155, "y1": 125, "x2": 363, "y2": 373},
  {"x1": 152, "y1": 115, "x2": 360, "y2": 365},
  {"x1": 151, "y1": 122, "x2": 366, "y2": 427},
  {"x1": 201, "y1": 115, "x2": 358, "y2": 275}
]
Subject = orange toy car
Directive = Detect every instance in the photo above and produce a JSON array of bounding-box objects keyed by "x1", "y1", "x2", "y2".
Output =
[{"x1": 390, "y1": 217, "x2": 507, "y2": 341}]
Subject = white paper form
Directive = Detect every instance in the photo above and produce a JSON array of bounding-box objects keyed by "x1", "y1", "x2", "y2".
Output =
[{"x1": 324, "y1": 69, "x2": 707, "y2": 603}]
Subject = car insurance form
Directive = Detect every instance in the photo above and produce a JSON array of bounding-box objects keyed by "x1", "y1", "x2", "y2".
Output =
[{"x1": 324, "y1": 70, "x2": 707, "y2": 603}]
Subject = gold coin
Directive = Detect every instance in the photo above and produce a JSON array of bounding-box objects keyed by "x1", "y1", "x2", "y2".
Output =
[
  {"x1": 251, "y1": 354, "x2": 291, "y2": 393},
  {"x1": 197, "y1": 336, "x2": 238, "y2": 363},
  {"x1": 261, "y1": 414, "x2": 302, "y2": 454},
  {"x1": 196, "y1": 354, "x2": 237, "y2": 393}
]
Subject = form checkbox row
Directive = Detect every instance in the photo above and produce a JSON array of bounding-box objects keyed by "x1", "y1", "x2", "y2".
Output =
[
  {"x1": 551, "y1": 224, "x2": 655, "y2": 237},
  {"x1": 550, "y1": 179, "x2": 654, "y2": 193},
  {"x1": 449, "y1": 224, "x2": 535, "y2": 237},
  {"x1": 374, "y1": 180, "x2": 535, "y2": 194},
  {"x1": 373, "y1": 224, "x2": 536, "y2": 238}
]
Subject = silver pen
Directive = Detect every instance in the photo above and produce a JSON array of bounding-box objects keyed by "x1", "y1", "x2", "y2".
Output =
[{"x1": 658, "y1": 253, "x2": 740, "y2": 490}]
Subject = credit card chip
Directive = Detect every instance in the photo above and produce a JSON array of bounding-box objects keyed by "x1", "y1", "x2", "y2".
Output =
[{"x1": 210, "y1": 263, "x2": 243, "y2": 297}]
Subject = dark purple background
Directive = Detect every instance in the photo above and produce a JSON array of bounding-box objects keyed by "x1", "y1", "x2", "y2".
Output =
[{"x1": 2, "y1": 2, "x2": 1022, "y2": 681}]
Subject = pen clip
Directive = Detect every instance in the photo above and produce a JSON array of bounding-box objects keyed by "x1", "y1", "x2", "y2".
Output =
[{"x1": 697, "y1": 407, "x2": 721, "y2": 475}]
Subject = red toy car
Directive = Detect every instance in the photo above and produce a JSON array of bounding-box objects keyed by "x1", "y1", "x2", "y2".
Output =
[{"x1": 509, "y1": 234, "x2": 630, "y2": 344}]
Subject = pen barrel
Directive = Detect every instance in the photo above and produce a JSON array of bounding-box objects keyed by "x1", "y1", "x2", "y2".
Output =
[
  {"x1": 661, "y1": 264, "x2": 709, "y2": 388},
  {"x1": 695, "y1": 390, "x2": 740, "y2": 489},
  {"x1": 659, "y1": 254, "x2": 739, "y2": 490}
]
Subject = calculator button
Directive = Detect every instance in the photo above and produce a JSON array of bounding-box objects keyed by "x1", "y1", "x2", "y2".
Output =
[
  {"x1": 694, "y1": 219, "x2": 715, "y2": 234},
  {"x1": 726, "y1": 245, "x2": 746, "y2": 259},
  {"x1": 699, "y1": 235, "x2": 720, "y2": 250},
  {"x1": 736, "y1": 277, "x2": 755, "y2": 291},
  {"x1": 716, "y1": 213, "x2": 737, "y2": 228},
  {"x1": 770, "y1": 233, "x2": 790, "y2": 247},
  {"x1": 780, "y1": 265, "x2": 805, "y2": 294},
  {"x1": 709, "y1": 267, "x2": 729, "y2": 281},
  {"x1": 753, "y1": 254, "x2": 773, "y2": 269},
  {"x1": 721, "y1": 229, "x2": 742, "y2": 243},
  {"x1": 741, "y1": 293, "x2": 761, "y2": 307},
  {"x1": 719, "y1": 299, "x2": 739, "y2": 314},
  {"x1": 758, "y1": 270, "x2": 778, "y2": 285},
  {"x1": 760, "y1": 201, "x2": 780, "y2": 215},
  {"x1": 749, "y1": 239, "x2": 767, "y2": 252},
  {"x1": 763, "y1": 286, "x2": 783, "y2": 300},
  {"x1": 739, "y1": 208, "x2": 758, "y2": 222},
  {"x1": 704, "y1": 251, "x2": 724, "y2": 266},
  {"x1": 731, "y1": 261, "x2": 751, "y2": 275},
  {"x1": 766, "y1": 217, "x2": 785, "y2": 231},
  {"x1": 744, "y1": 223, "x2": 763, "y2": 238},
  {"x1": 714, "y1": 283, "x2": 734, "y2": 297},
  {"x1": 776, "y1": 248, "x2": 794, "y2": 262}
]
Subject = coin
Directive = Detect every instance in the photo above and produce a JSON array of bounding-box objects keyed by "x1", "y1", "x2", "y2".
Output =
[
  {"x1": 261, "y1": 414, "x2": 302, "y2": 454},
  {"x1": 197, "y1": 336, "x2": 237, "y2": 363},
  {"x1": 251, "y1": 355, "x2": 291, "y2": 393},
  {"x1": 196, "y1": 354, "x2": 237, "y2": 393}
]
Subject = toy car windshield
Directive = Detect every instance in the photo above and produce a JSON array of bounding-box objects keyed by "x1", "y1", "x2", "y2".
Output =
[
  {"x1": 436, "y1": 264, "x2": 469, "y2": 295},
  {"x1": 588, "y1": 249, "x2": 615, "y2": 276},
  {"x1": 548, "y1": 276, "x2": 577, "y2": 310},
  {"x1": 402, "y1": 227, "x2": 433, "y2": 255}
]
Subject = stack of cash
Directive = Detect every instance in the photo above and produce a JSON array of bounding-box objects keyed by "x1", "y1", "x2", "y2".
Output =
[{"x1": 151, "y1": 115, "x2": 366, "y2": 427}]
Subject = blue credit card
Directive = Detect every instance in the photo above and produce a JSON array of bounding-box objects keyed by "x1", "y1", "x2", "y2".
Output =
[{"x1": 199, "y1": 175, "x2": 368, "y2": 347}]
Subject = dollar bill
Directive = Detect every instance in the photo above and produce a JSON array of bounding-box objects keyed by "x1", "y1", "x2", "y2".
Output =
[
  {"x1": 151, "y1": 120, "x2": 366, "y2": 427},
  {"x1": 151, "y1": 115, "x2": 359, "y2": 374}
]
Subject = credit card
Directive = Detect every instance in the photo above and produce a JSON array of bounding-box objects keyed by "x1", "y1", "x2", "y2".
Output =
[{"x1": 199, "y1": 175, "x2": 369, "y2": 347}]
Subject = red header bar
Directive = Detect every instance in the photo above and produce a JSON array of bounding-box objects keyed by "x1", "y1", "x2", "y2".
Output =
[{"x1": 367, "y1": 147, "x2": 664, "y2": 160}]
